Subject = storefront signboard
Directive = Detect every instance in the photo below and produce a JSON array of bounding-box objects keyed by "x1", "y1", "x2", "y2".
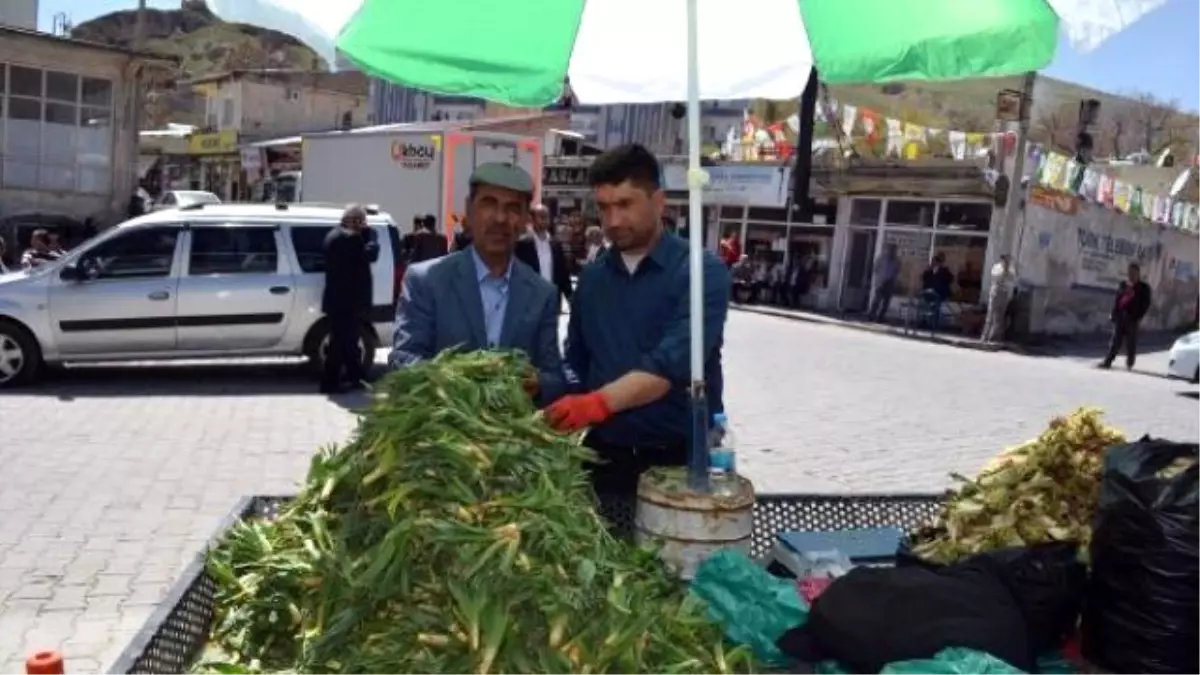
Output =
[
  {"x1": 703, "y1": 165, "x2": 791, "y2": 207},
  {"x1": 1029, "y1": 185, "x2": 1079, "y2": 215},
  {"x1": 187, "y1": 130, "x2": 239, "y2": 155},
  {"x1": 240, "y1": 148, "x2": 263, "y2": 174},
  {"x1": 543, "y1": 165, "x2": 590, "y2": 189},
  {"x1": 1076, "y1": 226, "x2": 1163, "y2": 290}
]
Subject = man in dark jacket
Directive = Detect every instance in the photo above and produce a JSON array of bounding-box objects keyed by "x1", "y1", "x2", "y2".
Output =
[
  {"x1": 515, "y1": 203, "x2": 573, "y2": 309},
  {"x1": 1100, "y1": 262, "x2": 1152, "y2": 370},
  {"x1": 320, "y1": 204, "x2": 379, "y2": 393},
  {"x1": 404, "y1": 214, "x2": 449, "y2": 264},
  {"x1": 920, "y1": 252, "x2": 955, "y2": 330}
]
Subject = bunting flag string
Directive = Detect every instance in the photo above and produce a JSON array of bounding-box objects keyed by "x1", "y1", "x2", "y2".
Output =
[
  {"x1": 811, "y1": 96, "x2": 1199, "y2": 233},
  {"x1": 1031, "y1": 144, "x2": 1199, "y2": 232}
]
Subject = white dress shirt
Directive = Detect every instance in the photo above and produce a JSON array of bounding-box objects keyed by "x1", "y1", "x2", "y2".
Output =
[{"x1": 532, "y1": 231, "x2": 554, "y2": 284}]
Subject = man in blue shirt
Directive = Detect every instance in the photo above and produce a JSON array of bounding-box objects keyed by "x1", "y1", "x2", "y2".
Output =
[{"x1": 545, "y1": 144, "x2": 731, "y2": 496}]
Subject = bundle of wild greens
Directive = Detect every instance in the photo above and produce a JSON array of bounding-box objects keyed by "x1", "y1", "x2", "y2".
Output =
[
  {"x1": 909, "y1": 407, "x2": 1125, "y2": 564},
  {"x1": 203, "y1": 351, "x2": 755, "y2": 674}
]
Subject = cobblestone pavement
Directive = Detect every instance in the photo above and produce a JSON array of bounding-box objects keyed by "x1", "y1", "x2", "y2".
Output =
[{"x1": 1, "y1": 312, "x2": 1196, "y2": 672}]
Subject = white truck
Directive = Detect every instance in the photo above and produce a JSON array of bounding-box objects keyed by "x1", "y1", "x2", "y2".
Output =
[{"x1": 300, "y1": 125, "x2": 543, "y2": 238}]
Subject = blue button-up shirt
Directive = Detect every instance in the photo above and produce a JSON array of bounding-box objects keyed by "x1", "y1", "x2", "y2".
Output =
[
  {"x1": 565, "y1": 233, "x2": 731, "y2": 446},
  {"x1": 471, "y1": 247, "x2": 512, "y2": 349}
]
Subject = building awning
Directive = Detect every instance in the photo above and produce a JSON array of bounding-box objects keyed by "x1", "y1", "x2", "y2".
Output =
[{"x1": 247, "y1": 136, "x2": 303, "y2": 149}]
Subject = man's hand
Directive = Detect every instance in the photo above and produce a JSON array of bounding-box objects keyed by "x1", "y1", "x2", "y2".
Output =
[
  {"x1": 522, "y1": 371, "x2": 539, "y2": 398},
  {"x1": 544, "y1": 392, "x2": 612, "y2": 432}
]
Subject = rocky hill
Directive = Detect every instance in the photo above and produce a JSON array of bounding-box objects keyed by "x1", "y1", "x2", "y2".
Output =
[
  {"x1": 70, "y1": 1, "x2": 323, "y2": 127},
  {"x1": 71, "y1": 1, "x2": 324, "y2": 78}
]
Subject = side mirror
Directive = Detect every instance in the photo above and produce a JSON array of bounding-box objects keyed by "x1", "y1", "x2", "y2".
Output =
[{"x1": 61, "y1": 260, "x2": 99, "y2": 282}]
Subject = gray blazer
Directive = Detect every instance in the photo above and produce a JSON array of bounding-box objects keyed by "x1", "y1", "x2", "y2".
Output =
[{"x1": 389, "y1": 248, "x2": 566, "y2": 405}]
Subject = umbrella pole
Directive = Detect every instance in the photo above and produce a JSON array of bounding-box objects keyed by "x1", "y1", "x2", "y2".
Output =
[{"x1": 684, "y1": 0, "x2": 710, "y2": 493}]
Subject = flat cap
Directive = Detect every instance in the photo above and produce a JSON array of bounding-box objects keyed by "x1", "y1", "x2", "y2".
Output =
[{"x1": 470, "y1": 162, "x2": 534, "y2": 195}]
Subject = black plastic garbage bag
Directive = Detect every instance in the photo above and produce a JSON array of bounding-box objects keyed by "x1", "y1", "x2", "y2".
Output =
[
  {"x1": 776, "y1": 557, "x2": 1034, "y2": 673},
  {"x1": 895, "y1": 541, "x2": 1087, "y2": 656},
  {"x1": 984, "y1": 543, "x2": 1087, "y2": 656},
  {"x1": 1081, "y1": 437, "x2": 1199, "y2": 674}
]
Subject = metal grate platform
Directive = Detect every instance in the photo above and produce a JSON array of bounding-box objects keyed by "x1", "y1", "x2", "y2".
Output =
[{"x1": 108, "y1": 491, "x2": 943, "y2": 673}]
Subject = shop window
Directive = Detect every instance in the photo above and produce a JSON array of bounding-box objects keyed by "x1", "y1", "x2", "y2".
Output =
[
  {"x1": 0, "y1": 64, "x2": 113, "y2": 194},
  {"x1": 884, "y1": 230, "x2": 933, "y2": 298},
  {"x1": 933, "y1": 234, "x2": 989, "y2": 304},
  {"x1": 745, "y1": 223, "x2": 785, "y2": 257},
  {"x1": 789, "y1": 226, "x2": 834, "y2": 290},
  {"x1": 81, "y1": 78, "x2": 112, "y2": 107},
  {"x1": 6, "y1": 97, "x2": 41, "y2": 158},
  {"x1": 45, "y1": 71, "x2": 78, "y2": 103},
  {"x1": 885, "y1": 199, "x2": 936, "y2": 226},
  {"x1": 79, "y1": 108, "x2": 113, "y2": 194},
  {"x1": 9, "y1": 66, "x2": 42, "y2": 97},
  {"x1": 719, "y1": 206, "x2": 744, "y2": 221},
  {"x1": 189, "y1": 226, "x2": 279, "y2": 275},
  {"x1": 747, "y1": 207, "x2": 788, "y2": 222},
  {"x1": 937, "y1": 201, "x2": 993, "y2": 232},
  {"x1": 849, "y1": 199, "x2": 881, "y2": 226}
]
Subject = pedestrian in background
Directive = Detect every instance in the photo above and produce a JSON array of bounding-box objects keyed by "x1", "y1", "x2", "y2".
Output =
[
  {"x1": 320, "y1": 204, "x2": 379, "y2": 394},
  {"x1": 404, "y1": 214, "x2": 449, "y2": 264},
  {"x1": 1099, "y1": 262, "x2": 1152, "y2": 371},
  {"x1": 584, "y1": 225, "x2": 606, "y2": 264},
  {"x1": 46, "y1": 232, "x2": 66, "y2": 258},
  {"x1": 920, "y1": 252, "x2": 955, "y2": 330},
  {"x1": 0, "y1": 236, "x2": 9, "y2": 274},
  {"x1": 718, "y1": 229, "x2": 741, "y2": 268},
  {"x1": 981, "y1": 254, "x2": 1016, "y2": 343},
  {"x1": 515, "y1": 203, "x2": 574, "y2": 309},
  {"x1": 20, "y1": 230, "x2": 57, "y2": 269},
  {"x1": 868, "y1": 244, "x2": 900, "y2": 321},
  {"x1": 451, "y1": 214, "x2": 473, "y2": 252}
]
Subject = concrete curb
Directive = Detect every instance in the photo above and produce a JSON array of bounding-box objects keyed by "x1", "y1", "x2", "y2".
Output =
[
  {"x1": 730, "y1": 304, "x2": 1015, "y2": 354},
  {"x1": 729, "y1": 302, "x2": 1180, "y2": 381}
]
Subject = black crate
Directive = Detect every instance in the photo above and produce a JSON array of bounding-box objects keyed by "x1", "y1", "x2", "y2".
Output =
[{"x1": 108, "y1": 492, "x2": 943, "y2": 674}]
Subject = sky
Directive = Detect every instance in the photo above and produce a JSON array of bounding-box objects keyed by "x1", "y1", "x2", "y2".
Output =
[{"x1": 34, "y1": 0, "x2": 1200, "y2": 110}]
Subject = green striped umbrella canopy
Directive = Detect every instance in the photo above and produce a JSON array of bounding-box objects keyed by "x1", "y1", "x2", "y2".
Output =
[{"x1": 209, "y1": 0, "x2": 1166, "y2": 107}]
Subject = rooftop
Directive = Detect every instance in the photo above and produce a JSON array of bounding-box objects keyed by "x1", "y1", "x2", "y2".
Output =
[
  {"x1": 0, "y1": 25, "x2": 177, "y2": 64},
  {"x1": 181, "y1": 69, "x2": 368, "y2": 96}
]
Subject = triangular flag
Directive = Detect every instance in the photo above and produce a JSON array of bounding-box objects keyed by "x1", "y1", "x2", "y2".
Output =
[{"x1": 841, "y1": 104, "x2": 857, "y2": 138}]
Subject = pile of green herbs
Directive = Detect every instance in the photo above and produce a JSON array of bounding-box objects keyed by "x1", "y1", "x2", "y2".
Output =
[{"x1": 201, "y1": 351, "x2": 756, "y2": 674}]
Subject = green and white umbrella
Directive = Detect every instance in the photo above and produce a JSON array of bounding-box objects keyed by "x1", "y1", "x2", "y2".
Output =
[
  {"x1": 211, "y1": 0, "x2": 1164, "y2": 487},
  {"x1": 208, "y1": 0, "x2": 1163, "y2": 107}
]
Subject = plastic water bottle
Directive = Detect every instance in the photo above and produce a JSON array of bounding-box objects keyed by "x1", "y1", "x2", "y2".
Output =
[{"x1": 709, "y1": 413, "x2": 738, "y2": 497}]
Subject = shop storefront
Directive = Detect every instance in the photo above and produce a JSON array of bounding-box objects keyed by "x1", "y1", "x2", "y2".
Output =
[
  {"x1": 184, "y1": 130, "x2": 241, "y2": 200},
  {"x1": 838, "y1": 196, "x2": 994, "y2": 314}
]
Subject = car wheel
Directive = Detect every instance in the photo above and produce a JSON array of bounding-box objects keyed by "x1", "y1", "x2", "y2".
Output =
[
  {"x1": 305, "y1": 320, "x2": 377, "y2": 378},
  {"x1": 0, "y1": 320, "x2": 42, "y2": 388}
]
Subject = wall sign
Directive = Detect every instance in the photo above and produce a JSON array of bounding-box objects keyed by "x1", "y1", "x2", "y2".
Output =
[
  {"x1": 543, "y1": 165, "x2": 590, "y2": 189},
  {"x1": 1076, "y1": 226, "x2": 1163, "y2": 289},
  {"x1": 187, "y1": 130, "x2": 238, "y2": 155}
]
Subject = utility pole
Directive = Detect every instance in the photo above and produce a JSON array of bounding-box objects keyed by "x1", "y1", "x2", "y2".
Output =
[
  {"x1": 128, "y1": 0, "x2": 148, "y2": 204},
  {"x1": 997, "y1": 72, "x2": 1036, "y2": 264},
  {"x1": 790, "y1": 69, "x2": 820, "y2": 225}
]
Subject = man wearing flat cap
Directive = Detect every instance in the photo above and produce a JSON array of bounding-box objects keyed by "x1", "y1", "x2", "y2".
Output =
[{"x1": 389, "y1": 163, "x2": 566, "y2": 404}]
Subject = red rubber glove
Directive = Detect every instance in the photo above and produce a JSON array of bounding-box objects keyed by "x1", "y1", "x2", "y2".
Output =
[{"x1": 544, "y1": 392, "x2": 612, "y2": 432}]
